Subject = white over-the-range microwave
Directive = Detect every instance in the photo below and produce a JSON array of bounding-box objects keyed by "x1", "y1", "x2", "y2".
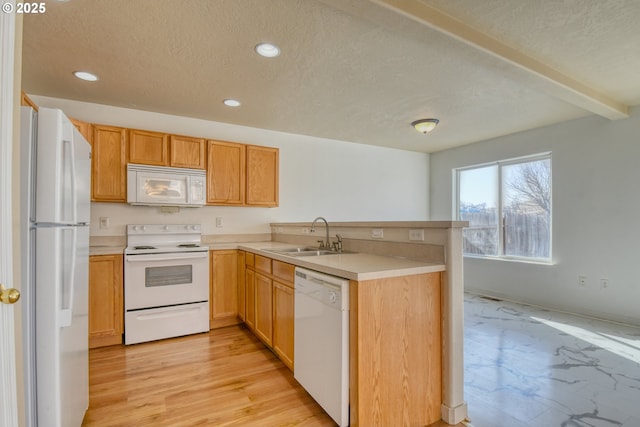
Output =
[{"x1": 127, "y1": 163, "x2": 206, "y2": 207}]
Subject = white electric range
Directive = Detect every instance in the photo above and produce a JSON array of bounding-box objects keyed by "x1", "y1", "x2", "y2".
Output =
[{"x1": 124, "y1": 224, "x2": 210, "y2": 345}]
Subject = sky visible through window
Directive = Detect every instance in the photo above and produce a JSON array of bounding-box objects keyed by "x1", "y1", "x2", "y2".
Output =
[{"x1": 459, "y1": 165, "x2": 497, "y2": 207}]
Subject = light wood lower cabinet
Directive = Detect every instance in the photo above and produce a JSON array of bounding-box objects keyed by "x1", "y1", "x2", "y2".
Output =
[
  {"x1": 245, "y1": 253, "x2": 256, "y2": 331},
  {"x1": 272, "y1": 280, "x2": 294, "y2": 369},
  {"x1": 349, "y1": 272, "x2": 442, "y2": 427},
  {"x1": 237, "y1": 251, "x2": 246, "y2": 322},
  {"x1": 254, "y1": 272, "x2": 273, "y2": 346},
  {"x1": 89, "y1": 254, "x2": 123, "y2": 348},
  {"x1": 245, "y1": 269, "x2": 256, "y2": 330},
  {"x1": 240, "y1": 251, "x2": 294, "y2": 370},
  {"x1": 209, "y1": 250, "x2": 240, "y2": 329}
]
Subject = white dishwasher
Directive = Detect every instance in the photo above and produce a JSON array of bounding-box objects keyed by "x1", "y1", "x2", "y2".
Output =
[{"x1": 294, "y1": 267, "x2": 349, "y2": 427}]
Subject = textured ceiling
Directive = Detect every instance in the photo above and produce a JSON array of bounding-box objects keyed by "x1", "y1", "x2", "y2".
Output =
[{"x1": 21, "y1": 0, "x2": 640, "y2": 153}]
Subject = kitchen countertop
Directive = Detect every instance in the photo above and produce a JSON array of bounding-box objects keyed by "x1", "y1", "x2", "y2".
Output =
[
  {"x1": 89, "y1": 245, "x2": 126, "y2": 256},
  {"x1": 88, "y1": 241, "x2": 445, "y2": 280},
  {"x1": 238, "y1": 242, "x2": 445, "y2": 281}
]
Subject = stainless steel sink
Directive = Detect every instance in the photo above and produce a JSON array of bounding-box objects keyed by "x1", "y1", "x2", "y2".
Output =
[
  {"x1": 273, "y1": 246, "x2": 321, "y2": 253},
  {"x1": 261, "y1": 247, "x2": 352, "y2": 257}
]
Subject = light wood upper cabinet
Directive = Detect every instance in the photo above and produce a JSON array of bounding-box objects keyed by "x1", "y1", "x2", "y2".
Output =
[
  {"x1": 246, "y1": 145, "x2": 279, "y2": 207},
  {"x1": 89, "y1": 254, "x2": 123, "y2": 348},
  {"x1": 210, "y1": 250, "x2": 240, "y2": 329},
  {"x1": 129, "y1": 129, "x2": 169, "y2": 166},
  {"x1": 21, "y1": 91, "x2": 38, "y2": 110},
  {"x1": 76, "y1": 119, "x2": 279, "y2": 207},
  {"x1": 207, "y1": 140, "x2": 246, "y2": 205},
  {"x1": 170, "y1": 135, "x2": 206, "y2": 169},
  {"x1": 92, "y1": 125, "x2": 128, "y2": 202},
  {"x1": 70, "y1": 118, "x2": 92, "y2": 144},
  {"x1": 207, "y1": 142, "x2": 279, "y2": 207}
]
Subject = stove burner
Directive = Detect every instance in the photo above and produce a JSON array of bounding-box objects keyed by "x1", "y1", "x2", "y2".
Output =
[
  {"x1": 177, "y1": 244, "x2": 200, "y2": 248},
  {"x1": 133, "y1": 245, "x2": 156, "y2": 250}
]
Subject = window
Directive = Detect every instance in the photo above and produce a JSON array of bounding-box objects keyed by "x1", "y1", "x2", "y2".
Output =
[{"x1": 456, "y1": 154, "x2": 551, "y2": 261}]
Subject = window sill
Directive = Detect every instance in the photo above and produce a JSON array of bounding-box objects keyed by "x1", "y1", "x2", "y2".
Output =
[{"x1": 463, "y1": 254, "x2": 553, "y2": 266}]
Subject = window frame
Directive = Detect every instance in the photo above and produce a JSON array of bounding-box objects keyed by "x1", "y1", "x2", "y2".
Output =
[{"x1": 455, "y1": 152, "x2": 552, "y2": 264}]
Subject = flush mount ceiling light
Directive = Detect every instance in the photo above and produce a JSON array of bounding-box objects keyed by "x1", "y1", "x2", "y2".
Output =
[
  {"x1": 223, "y1": 99, "x2": 241, "y2": 107},
  {"x1": 411, "y1": 118, "x2": 439, "y2": 134},
  {"x1": 255, "y1": 42, "x2": 280, "y2": 58},
  {"x1": 73, "y1": 71, "x2": 99, "y2": 82}
]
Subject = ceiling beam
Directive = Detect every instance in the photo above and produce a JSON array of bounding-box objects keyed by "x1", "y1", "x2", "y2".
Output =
[{"x1": 372, "y1": 0, "x2": 629, "y2": 120}]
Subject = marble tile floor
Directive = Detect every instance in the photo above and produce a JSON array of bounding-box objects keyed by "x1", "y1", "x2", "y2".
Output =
[{"x1": 463, "y1": 293, "x2": 640, "y2": 427}]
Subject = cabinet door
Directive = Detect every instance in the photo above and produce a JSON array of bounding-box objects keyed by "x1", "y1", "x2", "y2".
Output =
[
  {"x1": 246, "y1": 145, "x2": 279, "y2": 207},
  {"x1": 273, "y1": 281, "x2": 294, "y2": 370},
  {"x1": 129, "y1": 129, "x2": 169, "y2": 166},
  {"x1": 245, "y1": 268, "x2": 256, "y2": 331},
  {"x1": 207, "y1": 140, "x2": 245, "y2": 205},
  {"x1": 237, "y1": 251, "x2": 246, "y2": 322},
  {"x1": 170, "y1": 135, "x2": 205, "y2": 169},
  {"x1": 21, "y1": 91, "x2": 38, "y2": 110},
  {"x1": 210, "y1": 250, "x2": 239, "y2": 329},
  {"x1": 70, "y1": 118, "x2": 92, "y2": 143},
  {"x1": 92, "y1": 125, "x2": 127, "y2": 202},
  {"x1": 89, "y1": 255, "x2": 123, "y2": 348},
  {"x1": 254, "y1": 272, "x2": 273, "y2": 346}
]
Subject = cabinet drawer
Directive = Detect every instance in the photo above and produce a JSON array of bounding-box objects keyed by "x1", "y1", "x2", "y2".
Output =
[
  {"x1": 255, "y1": 255, "x2": 272, "y2": 274},
  {"x1": 245, "y1": 252, "x2": 255, "y2": 268},
  {"x1": 272, "y1": 260, "x2": 294, "y2": 285}
]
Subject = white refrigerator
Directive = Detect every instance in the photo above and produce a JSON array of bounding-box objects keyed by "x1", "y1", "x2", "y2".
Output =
[{"x1": 21, "y1": 107, "x2": 91, "y2": 427}]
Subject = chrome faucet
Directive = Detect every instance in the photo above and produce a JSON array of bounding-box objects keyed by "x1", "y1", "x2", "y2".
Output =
[
  {"x1": 311, "y1": 217, "x2": 330, "y2": 249},
  {"x1": 332, "y1": 233, "x2": 343, "y2": 253}
]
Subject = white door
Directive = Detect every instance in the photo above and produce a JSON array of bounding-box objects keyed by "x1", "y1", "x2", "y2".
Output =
[{"x1": 0, "y1": 5, "x2": 20, "y2": 427}]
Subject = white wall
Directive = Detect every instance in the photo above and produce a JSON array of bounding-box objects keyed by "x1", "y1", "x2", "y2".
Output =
[
  {"x1": 31, "y1": 96, "x2": 429, "y2": 237},
  {"x1": 430, "y1": 107, "x2": 640, "y2": 326}
]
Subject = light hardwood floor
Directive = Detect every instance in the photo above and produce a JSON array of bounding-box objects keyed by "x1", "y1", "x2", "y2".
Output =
[{"x1": 83, "y1": 325, "x2": 463, "y2": 426}]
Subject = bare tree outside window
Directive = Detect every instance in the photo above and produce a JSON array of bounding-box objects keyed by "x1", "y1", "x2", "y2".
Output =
[
  {"x1": 503, "y1": 159, "x2": 551, "y2": 258},
  {"x1": 458, "y1": 155, "x2": 551, "y2": 260}
]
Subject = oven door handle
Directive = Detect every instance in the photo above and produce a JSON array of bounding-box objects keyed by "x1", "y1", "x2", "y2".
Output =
[{"x1": 125, "y1": 252, "x2": 208, "y2": 262}]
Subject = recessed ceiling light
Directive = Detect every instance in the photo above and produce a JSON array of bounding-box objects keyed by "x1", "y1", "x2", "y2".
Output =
[
  {"x1": 73, "y1": 71, "x2": 99, "y2": 82},
  {"x1": 255, "y1": 42, "x2": 280, "y2": 58},
  {"x1": 223, "y1": 99, "x2": 241, "y2": 107}
]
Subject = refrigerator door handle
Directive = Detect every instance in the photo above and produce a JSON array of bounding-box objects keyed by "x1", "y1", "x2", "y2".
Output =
[
  {"x1": 59, "y1": 227, "x2": 77, "y2": 328},
  {"x1": 63, "y1": 138, "x2": 78, "y2": 224}
]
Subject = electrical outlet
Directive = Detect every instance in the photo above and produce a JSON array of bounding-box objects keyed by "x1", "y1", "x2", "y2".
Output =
[
  {"x1": 600, "y1": 278, "x2": 610, "y2": 289},
  {"x1": 409, "y1": 229, "x2": 425, "y2": 241},
  {"x1": 99, "y1": 217, "x2": 109, "y2": 229},
  {"x1": 215, "y1": 217, "x2": 223, "y2": 228},
  {"x1": 371, "y1": 229, "x2": 384, "y2": 239},
  {"x1": 578, "y1": 275, "x2": 587, "y2": 288}
]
